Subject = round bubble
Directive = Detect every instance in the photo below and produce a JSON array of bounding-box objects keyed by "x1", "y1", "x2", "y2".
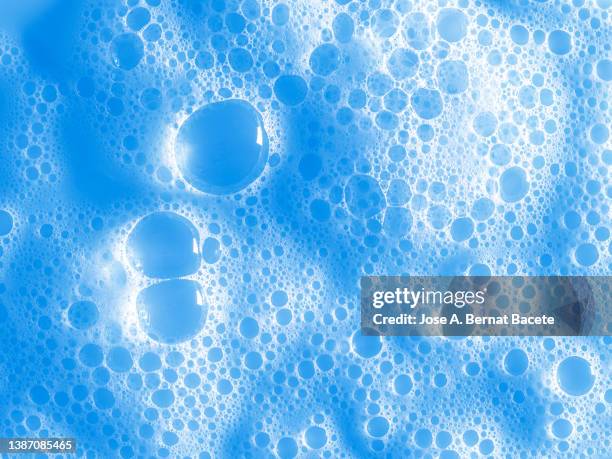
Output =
[
  {"x1": 30, "y1": 385, "x2": 49, "y2": 405},
  {"x1": 473, "y1": 112, "x2": 497, "y2": 137},
  {"x1": 411, "y1": 88, "x2": 443, "y2": 119},
  {"x1": 394, "y1": 374, "x2": 412, "y2": 395},
  {"x1": 305, "y1": 426, "x2": 327, "y2": 449},
  {"x1": 244, "y1": 351, "x2": 263, "y2": 369},
  {"x1": 217, "y1": 379, "x2": 233, "y2": 395},
  {"x1": 195, "y1": 51, "x2": 214, "y2": 70},
  {"x1": 137, "y1": 279, "x2": 207, "y2": 344},
  {"x1": 564, "y1": 211, "x2": 581, "y2": 229},
  {"x1": 490, "y1": 144, "x2": 511, "y2": 166},
  {"x1": 510, "y1": 25, "x2": 529, "y2": 45},
  {"x1": 403, "y1": 12, "x2": 433, "y2": 50},
  {"x1": 175, "y1": 99, "x2": 268, "y2": 194},
  {"x1": 311, "y1": 199, "x2": 331, "y2": 222},
  {"x1": 372, "y1": 9, "x2": 398, "y2": 38},
  {"x1": 139, "y1": 352, "x2": 161, "y2": 372},
  {"x1": 271, "y1": 290, "x2": 288, "y2": 306},
  {"x1": 0, "y1": 210, "x2": 13, "y2": 235},
  {"x1": 504, "y1": 349, "x2": 528, "y2": 375},
  {"x1": 228, "y1": 48, "x2": 253, "y2": 73},
  {"x1": 367, "y1": 72, "x2": 393, "y2": 96},
  {"x1": 127, "y1": 212, "x2": 200, "y2": 279},
  {"x1": 107, "y1": 346, "x2": 133, "y2": 372},
  {"x1": 387, "y1": 179, "x2": 411, "y2": 206},
  {"x1": 382, "y1": 93, "x2": 405, "y2": 114},
  {"x1": 450, "y1": 217, "x2": 474, "y2": 242},
  {"x1": 471, "y1": 197, "x2": 494, "y2": 221},
  {"x1": 274, "y1": 75, "x2": 308, "y2": 106},
  {"x1": 376, "y1": 111, "x2": 398, "y2": 130},
  {"x1": 309, "y1": 44, "x2": 340, "y2": 76},
  {"x1": 352, "y1": 332, "x2": 381, "y2": 358},
  {"x1": 590, "y1": 123, "x2": 609, "y2": 144},
  {"x1": 68, "y1": 301, "x2": 99, "y2": 329},
  {"x1": 79, "y1": 343, "x2": 103, "y2": 367},
  {"x1": 143, "y1": 23, "x2": 161, "y2": 42},
  {"x1": 387, "y1": 48, "x2": 419, "y2": 80},
  {"x1": 596, "y1": 59, "x2": 612, "y2": 81},
  {"x1": 271, "y1": 4, "x2": 289, "y2": 26},
  {"x1": 437, "y1": 431, "x2": 452, "y2": 448},
  {"x1": 463, "y1": 430, "x2": 479, "y2": 446},
  {"x1": 383, "y1": 207, "x2": 412, "y2": 238},
  {"x1": 367, "y1": 416, "x2": 389, "y2": 437},
  {"x1": 93, "y1": 388, "x2": 115, "y2": 409},
  {"x1": 499, "y1": 167, "x2": 529, "y2": 202},
  {"x1": 127, "y1": 7, "x2": 151, "y2": 31},
  {"x1": 557, "y1": 356, "x2": 595, "y2": 396},
  {"x1": 152, "y1": 389, "x2": 174, "y2": 408},
  {"x1": 436, "y1": 8, "x2": 468, "y2": 42},
  {"x1": 239, "y1": 317, "x2": 259, "y2": 339},
  {"x1": 415, "y1": 428, "x2": 433, "y2": 447},
  {"x1": 277, "y1": 437, "x2": 298, "y2": 459},
  {"x1": 575, "y1": 243, "x2": 598, "y2": 266},
  {"x1": 110, "y1": 33, "x2": 144, "y2": 70},
  {"x1": 437, "y1": 60, "x2": 469, "y2": 94},
  {"x1": 428, "y1": 204, "x2": 451, "y2": 229},
  {"x1": 551, "y1": 419, "x2": 573, "y2": 439},
  {"x1": 548, "y1": 30, "x2": 571, "y2": 55},
  {"x1": 226, "y1": 13, "x2": 246, "y2": 34},
  {"x1": 344, "y1": 175, "x2": 386, "y2": 218},
  {"x1": 140, "y1": 88, "x2": 162, "y2": 110},
  {"x1": 479, "y1": 439, "x2": 494, "y2": 455},
  {"x1": 499, "y1": 122, "x2": 519, "y2": 144}
]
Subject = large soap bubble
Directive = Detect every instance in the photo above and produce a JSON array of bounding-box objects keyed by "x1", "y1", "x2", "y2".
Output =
[
  {"x1": 137, "y1": 279, "x2": 207, "y2": 344},
  {"x1": 127, "y1": 211, "x2": 200, "y2": 279},
  {"x1": 175, "y1": 100, "x2": 268, "y2": 194}
]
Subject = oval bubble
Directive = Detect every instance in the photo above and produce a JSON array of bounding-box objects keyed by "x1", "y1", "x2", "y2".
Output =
[
  {"x1": 137, "y1": 279, "x2": 207, "y2": 344},
  {"x1": 127, "y1": 211, "x2": 200, "y2": 279}
]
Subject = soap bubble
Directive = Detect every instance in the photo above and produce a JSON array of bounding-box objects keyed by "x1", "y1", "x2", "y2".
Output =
[
  {"x1": 68, "y1": 301, "x2": 99, "y2": 330},
  {"x1": 137, "y1": 279, "x2": 207, "y2": 344},
  {"x1": 557, "y1": 356, "x2": 595, "y2": 396},
  {"x1": 499, "y1": 167, "x2": 529, "y2": 202},
  {"x1": 274, "y1": 75, "x2": 308, "y2": 106},
  {"x1": 403, "y1": 12, "x2": 433, "y2": 50},
  {"x1": 175, "y1": 100, "x2": 268, "y2": 194},
  {"x1": 504, "y1": 348, "x2": 528, "y2": 376},
  {"x1": 387, "y1": 48, "x2": 419, "y2": 80},
  {"x1": 309, "y1": 44, "x2": 340, "y2": 76},
  {"x1": 127, "y1": 212, "x2": 200, "y2": 279},
  {"x1": 344, "y1": 175, "x2": 386, "y2": 218},
  {"x1": 548, "y1": 30, "x2": 571, "y2": 55},
  {"x1": 0, "y1": 210, "x2": 13, "y2": 235},
  {"x1": 436, "y1": 8, "x2": 468, "y2": 43},
  {"x1": 437, "y1": 60, "x2": 469, "y2": 94},
  {"x1": 411, "y1": 88, "x2": 443, "y2": 119},
  {"x1": 110, "y1": 33, "x2": 144, "y2": 70},
  {"x1": 304, "y1": 426, "x2": 327, "y2": 449}
]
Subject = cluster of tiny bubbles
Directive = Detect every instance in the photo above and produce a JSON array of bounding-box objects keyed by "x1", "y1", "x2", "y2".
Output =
[{"x1": 0, "y1": 0, "x2": 609, "y2": 457}]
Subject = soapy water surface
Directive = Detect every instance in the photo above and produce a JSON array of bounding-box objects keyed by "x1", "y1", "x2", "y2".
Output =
[{"x1": 0, "y1": 0, "x2": 610, "y2": 457}]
